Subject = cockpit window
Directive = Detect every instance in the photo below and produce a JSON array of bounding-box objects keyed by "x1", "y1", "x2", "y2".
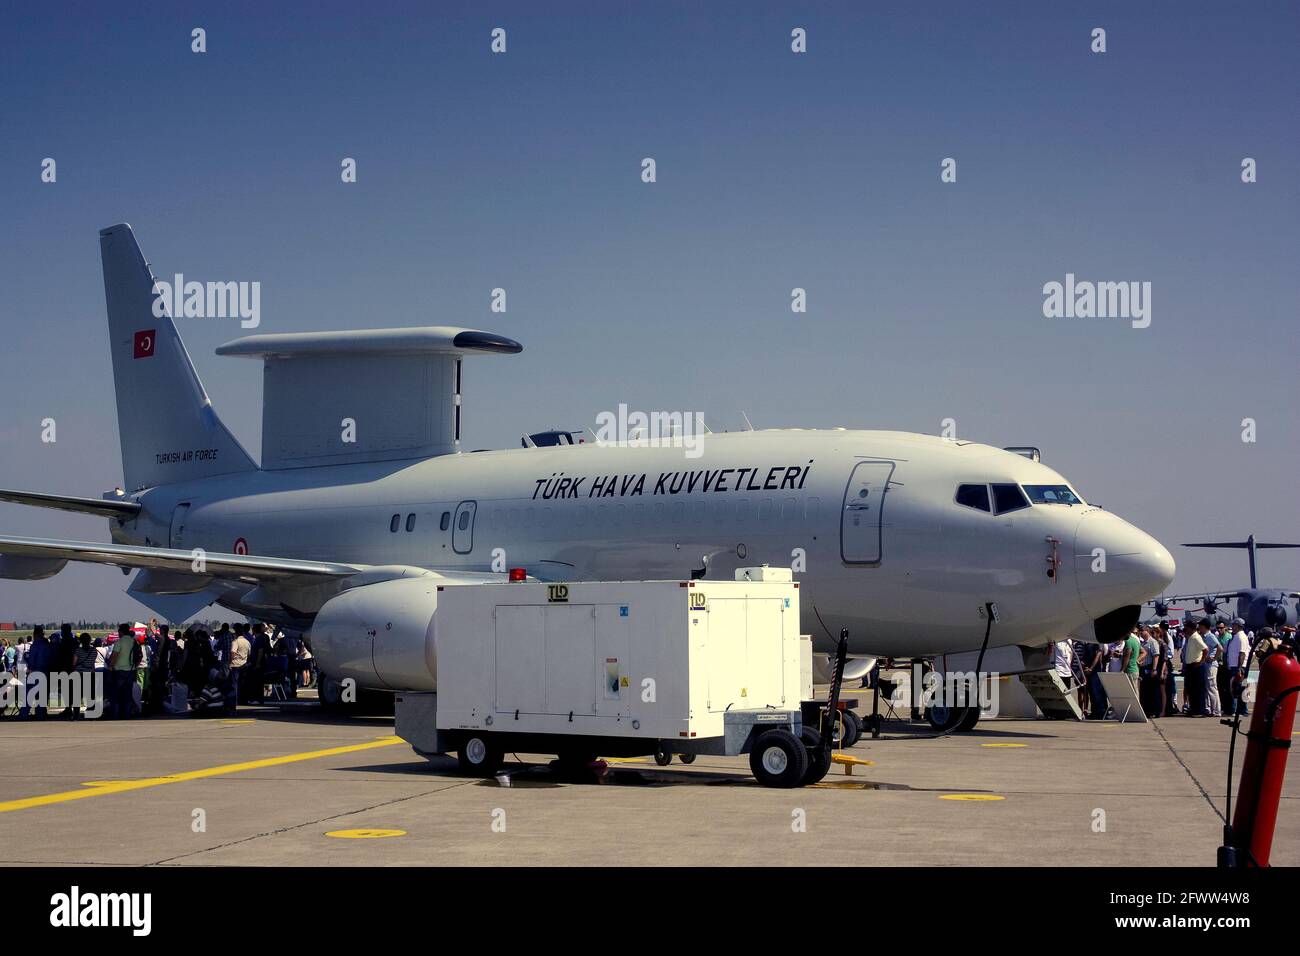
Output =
[
  {"x1": 991, "y1": 483, "x2": 1030, "y2": 515},
  {"x1": 1023, "y1": 484, "x2": 1084, "y2": 506},
  {"x1": 955, "y1": 484, "x2": 990, "y2": 512}
]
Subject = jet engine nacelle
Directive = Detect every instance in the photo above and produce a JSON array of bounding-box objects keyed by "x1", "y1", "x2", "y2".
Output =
[
  {"x1": 811, "y1": 654, "x2": 877, "y2": 684},
  {"x1": 312, "y1": 577, "x2": 441, "y2": 692}
]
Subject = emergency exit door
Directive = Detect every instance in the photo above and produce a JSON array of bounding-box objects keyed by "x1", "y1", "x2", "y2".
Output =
[
  {"x1": 840, "y1": 461, "x2": 894, "y2": 564},
  {"x1": 169, "y1": 502, "x2": 191, "y2": 549}
]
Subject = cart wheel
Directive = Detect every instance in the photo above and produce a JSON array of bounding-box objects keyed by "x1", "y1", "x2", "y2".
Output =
[
  {"x1": 828, "y1": 710, "x2": 846, "y2": 747},
  {"x1": 678, "y1": 753, "x2": 696, "y2": 765},
  {"x1": 654, "y1": 748, "x2": 673, "y2": 766},
  {"x1": 800, "y1": 727, "x2": 832, "y2": 786},
  {"x1": 842, "y1": 710, "x2": 862, "y2": 748},
  {"x1": 749, "y1": 729, "x2": 808, "y2": 788},
  {"x1": 457, "y1": 734, "x2": 504, "y2": 777}
]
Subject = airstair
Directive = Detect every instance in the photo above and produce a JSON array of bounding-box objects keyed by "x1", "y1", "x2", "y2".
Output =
[{"x1": 1017, "y1": 669, "x2": 1083, "y2": 720}]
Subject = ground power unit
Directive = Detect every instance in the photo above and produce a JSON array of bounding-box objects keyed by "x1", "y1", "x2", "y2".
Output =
[{"x1": 394, "y1": 571, "x2": 830, "y2": 787}]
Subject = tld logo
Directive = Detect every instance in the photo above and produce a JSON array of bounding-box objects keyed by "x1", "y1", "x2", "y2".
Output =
[{"x1": 547, "y1": 584, "x2": 569, "y2": 603}]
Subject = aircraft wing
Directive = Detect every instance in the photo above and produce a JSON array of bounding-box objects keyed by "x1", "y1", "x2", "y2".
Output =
[{"x1": 0, "y1": 534, "x2": 363, "y2": 585}]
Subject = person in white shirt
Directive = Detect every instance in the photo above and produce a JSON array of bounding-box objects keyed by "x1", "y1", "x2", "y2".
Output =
[
  {"x1": 1222, "y1": 619, "x2": 1250, "y2": 716},
  {"x1": 1106, "y1": 638, "x2": 1127, "y2": 673},
  {"x1": 1052, "y1": 640, "x2": 1074, "y2": 686}
]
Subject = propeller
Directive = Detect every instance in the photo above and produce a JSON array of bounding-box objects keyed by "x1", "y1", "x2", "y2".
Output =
[{"x1": 1152, "y1": 598, "x2": 1184, "y2": 618}]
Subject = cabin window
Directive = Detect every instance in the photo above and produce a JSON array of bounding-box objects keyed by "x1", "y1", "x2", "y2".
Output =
[
  {"x1": 955, "y1": 484, "x2": 991, "y2": 513},
  {"x1": 405, "y1": 513, "x2": 416, "y2": 532},
  {"x1": 389, "y1": 514, "x2": 400, "y2": 533},
  {"x1": 458, "y1": 510, "x2": 470, "y2": 531},
  {"x1": 440, "y1": 511, "x2": 451, "y2": 531},
  {"x1": 991, "y1": 483, "x2": 1030, "y2": 515}
]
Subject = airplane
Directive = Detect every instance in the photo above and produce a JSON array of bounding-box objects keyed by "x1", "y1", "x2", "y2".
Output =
[
  {"x1": 1150, "y1": 535, "x2": 1300, "y2": 632},
  {"x1": 0, "y1": 224, "x2": 1176, "y2": 730}
]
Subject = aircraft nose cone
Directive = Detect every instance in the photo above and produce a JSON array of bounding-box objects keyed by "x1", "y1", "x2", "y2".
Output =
[{"x1": 1073, "y1": 511, "x2": 1176, "y2": 617}]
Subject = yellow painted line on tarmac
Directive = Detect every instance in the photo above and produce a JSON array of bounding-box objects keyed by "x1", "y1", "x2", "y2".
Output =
[
  {"x1": 221, "y1": 719, "x2": 255, "y2": 725},
  {"x1": 601, "y1": 757, "x2": 649, "y2": 764},
  {"x1": 810, "y1": 780, "x2": 873, "y2": 790},
  {"x1": 980, "y1": 743, "x2": 1027, "y2": 748},
  {"x1": 326, "y1": 828, "x2": 406, "y2": 839},
  {"x1": 940, "y1": 794, "x2": 1005, "y2": 801},
  {"x1": 0, "y1": 735, "x2": 406, "y2": 814}
]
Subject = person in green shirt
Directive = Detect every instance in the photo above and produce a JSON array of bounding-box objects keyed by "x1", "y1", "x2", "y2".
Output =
[{"x1": 1121, "y1": 628, "x2": 1142, "y2": 698}]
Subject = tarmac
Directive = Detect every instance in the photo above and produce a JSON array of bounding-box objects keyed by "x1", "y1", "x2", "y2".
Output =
[{"x1": 0, "y1": 690, "x2": 1293, "y2": 867}]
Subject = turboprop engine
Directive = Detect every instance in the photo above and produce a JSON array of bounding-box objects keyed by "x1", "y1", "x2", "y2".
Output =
[{"x1": 312, "y1": 577, "x2": 442, "y2": 692}]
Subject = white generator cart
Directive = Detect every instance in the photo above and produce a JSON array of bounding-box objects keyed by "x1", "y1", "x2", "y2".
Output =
[{"x1": 395, "y1": 574, "x2": 830, "y2": 787}]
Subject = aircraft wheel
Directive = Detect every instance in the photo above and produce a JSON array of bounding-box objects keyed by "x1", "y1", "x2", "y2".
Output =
[
  {"x1": 800, "y1": 727, "x2": 832, "y2": 786},
  {"x1": 749, "y1": 729, "x2": 808, "y2": 788},
  {"x1": 928, "y1": 704, "x2": 979, "y2": 732},
  {"x1": 317, "y1": 674, "x2": 348, "y2": 713},
  {"x1": 927, "y1": 703, "x2": 962, "y2": 732},
  {"x1": 678, "y1": 753, "x2": 696, "y2": 765},
  {"x1": 456, "y1": 733, "x2": 504, "y2": 777}
]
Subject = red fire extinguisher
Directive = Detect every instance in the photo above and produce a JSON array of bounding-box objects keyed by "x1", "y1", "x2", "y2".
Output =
[{"x1": 1224, "y1": 645, "x2": 1300, "y2": 866}]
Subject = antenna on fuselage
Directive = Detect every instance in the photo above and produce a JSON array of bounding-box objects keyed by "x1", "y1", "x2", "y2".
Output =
[{"x1": 740, "y1": 410, "x2": 755, "y2": 431}]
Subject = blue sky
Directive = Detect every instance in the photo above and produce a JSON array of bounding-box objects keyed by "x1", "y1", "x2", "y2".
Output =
[{"x1": 1, "y1": 1, "x2": 1297, "y2": 619}]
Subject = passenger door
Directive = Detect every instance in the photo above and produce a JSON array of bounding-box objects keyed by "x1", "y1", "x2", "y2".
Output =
[{"x1": 840, "y1": 461, "x2": 894, "y2": 564}]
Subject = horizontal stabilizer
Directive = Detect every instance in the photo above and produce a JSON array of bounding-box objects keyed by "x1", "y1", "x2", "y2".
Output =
[
  {"x1": 0, "y1": 534, "x2": 362, "y2": 585},
  {"x1": 0, "y1": 555, "x2": 68, "y2": 580},
  {"x1": 1183, "y1": 542, "x2": 1300, "y2": 549},
  {"x1": 0, "y1": 488, "x2": 140, "y2": 519}
]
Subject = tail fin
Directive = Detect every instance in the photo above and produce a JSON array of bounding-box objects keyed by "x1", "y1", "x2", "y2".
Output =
[
  {"x1": 99, "y1": 223, "x2": 257, "y2": 491},
  {"x1": 1183, "y1": 534, "x2": 1300, "y2": 589}
]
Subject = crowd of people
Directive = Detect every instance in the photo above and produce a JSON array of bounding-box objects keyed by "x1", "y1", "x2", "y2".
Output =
[
  {"x1": 1054, "y1": 617, "x2": 1291, "y2": 720},
  {"x1": 1, "y1": 619, "x2": 315, "y2": 719}
]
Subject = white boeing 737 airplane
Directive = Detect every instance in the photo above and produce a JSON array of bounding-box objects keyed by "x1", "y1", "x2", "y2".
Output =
[{"x1": 0, "y1": 225, "x2": 1174, "y2": 721}]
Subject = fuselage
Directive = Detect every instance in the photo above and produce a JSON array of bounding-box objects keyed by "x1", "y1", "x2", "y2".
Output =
[{"x1": 111, "y1": 429, "x2": 1175, "y2": 657}]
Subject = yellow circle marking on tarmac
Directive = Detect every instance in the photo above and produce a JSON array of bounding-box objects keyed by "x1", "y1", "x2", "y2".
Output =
[
  {"x1": 980, "y1": 743, "x2": 1027, "y2": 748},
  {"x1": 940, "y1": 794, "x2": 1005, "y2": 801},
  {"x1": 326, "y1": 828, "x2": 406, "y2": 839}
]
